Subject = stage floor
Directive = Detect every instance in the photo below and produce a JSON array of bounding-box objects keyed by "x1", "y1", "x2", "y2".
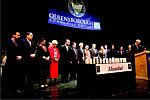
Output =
[{"x1": 1, "y1": 79, "x2": 150, "y2": 99}]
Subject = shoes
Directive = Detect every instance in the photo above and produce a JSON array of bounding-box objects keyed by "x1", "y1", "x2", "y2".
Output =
[
  {"x1": 41, "y1": 85, "x2": 45, "y2": 88},
  {"x1": 16, "y1": 89, "x2": 24, "y2": 94},
  {"x1": 16, "y1": 89, "x2": 22, "y2": 94}
]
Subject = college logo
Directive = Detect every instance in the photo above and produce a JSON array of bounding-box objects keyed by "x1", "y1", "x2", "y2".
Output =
[{"x1": 68, "y1": 0, "x2": 86, "y2": 17}]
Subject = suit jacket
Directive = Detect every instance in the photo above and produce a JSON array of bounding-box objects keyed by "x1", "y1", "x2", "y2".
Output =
[
  {"x1": 35, "y1": 45, "x2": 50, "y2": 62},
  {"x1": 20, "y1": 38, "x2": 36, "y2": 63},
  {"x1": 59, "y1": 45, "x2": 72, "y2": 64},
  {"x1": 6, "y1": 39, "x2": 22, "y2": 67},
  {"x1": 116, "y1": 50, "x2": 126, "y2": 58},
  {"x1": 126, "y1": 49, "x2": 132, "y2": 58},
  {"x1": 78, "y1": 48, "x2": 85, "y2": 64},
  {"x1": 108, "y1": 49, "x2": 117, "y2": 58},
  {"x1": 89, "y1": 48, "x2": 99, "y2": 58},
  {"x1": 71, "y1": 47, "x2": 78, "y2": 64},
  {"x1": 131, "y1": 44, "x2": 144, "y2": 55}
]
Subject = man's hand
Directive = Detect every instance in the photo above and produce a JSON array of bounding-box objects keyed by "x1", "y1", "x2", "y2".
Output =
[
  {"x1": 42, "y1": 56, "x2": 46, "y2": 59},
  {"x1": 46, "y1": 56, "x2": 50, "y2": 61},
  {"x1": 16, "y1": 56, "x2": 22, "y2": 60},
  {"x1": 30, "y1": 54, "x2": 35, "y2": 58},
  {"x1": 55, "y1": 58, "x2": 58, "y2": 62},
  {"x1": 82, "y1": 57, "x2": 85, "y2": 60}
]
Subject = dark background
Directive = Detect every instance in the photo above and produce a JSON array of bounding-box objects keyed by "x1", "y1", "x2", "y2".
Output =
[{"x1": 2, "y1": 0, "x2": 150, "y2": 50}]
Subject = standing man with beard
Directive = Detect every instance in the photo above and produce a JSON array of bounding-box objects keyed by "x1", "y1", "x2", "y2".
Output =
[
  {"x1": 59, "y1": 39, "x2": 72, "y2": 82},
  {"x1": 3, "y1": 32, "x2": 24, "y2": 95}
]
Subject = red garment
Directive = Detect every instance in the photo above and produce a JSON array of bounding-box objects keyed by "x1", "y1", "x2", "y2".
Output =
[{"x1": 48, "y1": 47, "x2": 60, "y2": 79}]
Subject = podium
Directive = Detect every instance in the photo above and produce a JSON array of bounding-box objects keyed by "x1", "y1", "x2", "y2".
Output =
[{"x1": 135, "y1": 51, "x2": 150, "y2": 80}]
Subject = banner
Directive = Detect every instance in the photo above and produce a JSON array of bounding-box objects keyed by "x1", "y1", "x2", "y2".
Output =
[{"x1": 48, "y1": 8, "x2": 101, "y2": 30}]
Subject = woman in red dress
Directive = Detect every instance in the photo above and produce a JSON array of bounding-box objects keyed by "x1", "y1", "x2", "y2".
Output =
[{"x1": 48, "y1": 40, "x2": 60, "y2": 83}]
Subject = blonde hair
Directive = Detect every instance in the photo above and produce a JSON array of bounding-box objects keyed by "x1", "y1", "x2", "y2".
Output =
[
  {"x1": 52, "y1": 40, "x2": 58, "y2": 44},
  {"x1": 79, "y1": 42, "x2": 83, "y2": 46}
]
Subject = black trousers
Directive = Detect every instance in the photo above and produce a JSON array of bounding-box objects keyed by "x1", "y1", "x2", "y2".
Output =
[
  {"x1": 2, "y1": 62, "x2": 24, "y2": 91},
  {"x1": 39, "y1": 62, "x2": 49, "y2": 85},
  {"x1": 23, "y1": 62, "x2": 38, "y2": 89},
  {"x1": 70, "y1": 63, "x2": 77, "y2": 80},
  {"x1": 60, "y1": 64, "x2": 71, "y2": 82}
]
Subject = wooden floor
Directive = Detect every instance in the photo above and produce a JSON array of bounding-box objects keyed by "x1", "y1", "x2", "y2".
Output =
[{"x1": 1, "y1": 79, "x2": 150, "y2": 99}]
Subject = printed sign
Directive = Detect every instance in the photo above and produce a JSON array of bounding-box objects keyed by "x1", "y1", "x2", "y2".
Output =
[{"x1": 96, "y1": 63, "x2": 132, "y2": 74}]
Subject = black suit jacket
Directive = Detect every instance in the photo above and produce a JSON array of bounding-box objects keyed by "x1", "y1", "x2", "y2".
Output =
[
  {"x1": 35, "y1": 45, "x2": 49, "y2": 62},
  {"x1": 116, "y1": 51, "x2": 126, "y2": 58},
  {"x1": 108, "y1": 49, "x2": 117, "y2": 58},
  {"x1": 20, "y1": 38, "x2": 36, "y2": 63},
  {"x1": 6, "y1": 39, "x2": 22, "y2": 67},
  {"x1": 78, "y1": 48, "x2": 85, "y2": 64},
  {"x1": 89, "y1": 48, "x2": 99, "y2": 58},
  {"x1": 59, "y1": 45, "x2": 72, "y2": 65},
  {"x1": 71, "y1": 47, "x2": 78, "y2": 64},
  {"x1": 131, "y1": 44, "x2": 144, "y2": 55}
]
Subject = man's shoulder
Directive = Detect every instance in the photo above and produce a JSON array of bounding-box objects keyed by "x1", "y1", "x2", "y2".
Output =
[
  {"x1": 60, "y1": 45, "x2": 65, "y2": 48},
  {"x1": 59, "y1": 45, "x2": 65, "y2": 49},
  {"x1": 131, "y1": 44, "x2": 135, "y2": 47},
  {"x1": 77, "y1": 48, "x2": 81, "y2": 51},
  {"x1": 89, "y1": 48, "x2": 92, "y2": 51}
]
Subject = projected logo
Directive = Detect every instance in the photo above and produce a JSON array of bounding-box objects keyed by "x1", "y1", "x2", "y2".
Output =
[{"x1": 68, "y1": 0, "x2": 86, "y2": 17}]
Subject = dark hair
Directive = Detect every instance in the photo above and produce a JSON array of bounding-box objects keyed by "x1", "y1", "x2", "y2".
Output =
[
  {"x1": 26, "y1": 32, "x2": 32, "y2": 36},
  {"x1": 11, "y1": 32, "x2": 19, "y2": 37},
  {"x1": 39, "y1": 38, "x2": 46, "y2": 43}
]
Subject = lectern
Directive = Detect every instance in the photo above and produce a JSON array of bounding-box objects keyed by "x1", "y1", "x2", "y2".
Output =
[{"x1": 135, "y1": 51, "x2": 150, "y2": 80}]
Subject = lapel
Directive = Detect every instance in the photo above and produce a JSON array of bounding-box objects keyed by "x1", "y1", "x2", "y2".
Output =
[
  {"x1": 11, "y1": 39, "x2": 17, "y2": 47},
  {"x1": 25, "y1": 39, "x2": 31, "y2": 48},
  {"x1": 92, "y1": 49, "x2": 95, "y2": 54},
  {"x1": 64, "y1": 45, "x2": 68, "y2": 52}
]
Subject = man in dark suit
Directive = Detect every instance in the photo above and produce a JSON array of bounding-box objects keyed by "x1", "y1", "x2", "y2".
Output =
[
  {"x1": 131, "y1": 39, "x2": 145, "y2": 79},
  {"x1": 78, "y1": 42, "x2": 85, "y2": 64},
  {"x1": 89, "y1": 44, "x2": 99, "y2": 59},
  {"x1": 116, "y1": 46, "x2": 126, "y2": 58},
  {"x1": 21, "y1": 32, "x2": 37, "y2": 90},
  {"x1": 59, "y1": 39, "x2": 72, "y2": 82},
  {"x1": 131, "y1": 39, "x2": 145, "y2": 54},
  {"x1": 108, "y1": 44, "x2": 117, "y2": 58},
  {"x1": 89, "y1": 43, "x2": 99, "y2": 64},
  {"x1": 70, "y1": 42, "x2": 78, "y2": 80},
  {"x1": 3, "y1": 32, "x2": 23, "y2": 94}
]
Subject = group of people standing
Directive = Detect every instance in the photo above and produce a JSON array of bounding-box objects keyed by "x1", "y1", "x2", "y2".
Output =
[
  {"x1": 2, "y1": 32, "x2": 61, "y2": 95},
  {"x1": 2, "y1": 31, "x2": 145, "y2": 95}
]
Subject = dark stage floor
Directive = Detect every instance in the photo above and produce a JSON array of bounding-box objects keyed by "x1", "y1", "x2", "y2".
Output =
[{"x1": 1, "y1": 79, "x2": 150, "y2": 99}]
